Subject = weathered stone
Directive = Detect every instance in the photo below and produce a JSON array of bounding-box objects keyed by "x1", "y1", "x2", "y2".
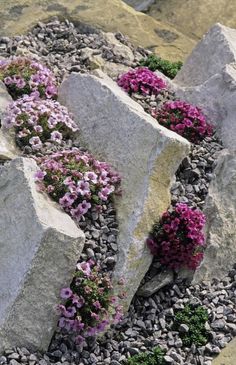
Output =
[
  {"x1": 0, "y1": 158, "x2": 85, "y2": 352},
  {"x1": 194, "y1": 150, "x2": 236, "y2": 284},
  {"x1": 0, "y1": 81, "x2": 20, "y2": 159},
  {"x1": 124, "y1": 0, "x2": 155, "y2": 12},
  {"x1": 172, "y1": 24, "x2": 236, "y2": 149},
  {"x1": 137, "y1": 270, "x2": 174, "y2": 297},
  {"x1": 102, "y1": 32, "x2": 134, "y2": 62},
  {"x1": 212, "y1": 336, "x2": 236, "y2": 365},
  {"x1": 58, "y1": 71, "x2": 190, "y2": 309},
  {"x1": 0, "y1": 0, "x2": 195, "y2": 62},
  {"x1": 175, "y1": 23, "x2": 236, "y2": 86}
]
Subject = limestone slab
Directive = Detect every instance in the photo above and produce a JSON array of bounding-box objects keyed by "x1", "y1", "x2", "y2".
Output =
[
  {"x1": 193, "y1": 150, "x2": 236, "y2": 283},
  {"x1": 58, "y1": 71, "x2": 190, "y2": 309},
  {"x1": 175, "y1": 23, "x2": 236, "y2": 86},
  {"x1": 0, "y1": 158, "x2": 85, "y2": 352}
]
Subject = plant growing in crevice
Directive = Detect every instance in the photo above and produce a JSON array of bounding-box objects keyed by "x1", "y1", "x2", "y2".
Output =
[
  {"x1": 57, "y1": 260, "x2": 123, "y2": 345},
  {"x1": 173, "y1": 304, "x2": 209, "y2": 347},
  {"x1": 2, "y1": 94, "x2": 78, "y2": 151},
  {"x1": 35, "y1": 148, "x2": 121, "y2": 221},
  {"x1": 126, "y1": 346, "x2": 167, "y2": 365},
  {"x1": 117, "y1": 67, "x2": 166, "y2": 96},
  {"x1": 151, "y1": 100, "x2": 213, "y2": 144},
  {"x1": 139, "y1": 54, "x2": 183, "y2": 79},
  {"x1": 147, "y1": 203, "x2": 206, "y2": 270},
  {"x1": 0, "y1": 57, "x2": 57, "y2": 99}
]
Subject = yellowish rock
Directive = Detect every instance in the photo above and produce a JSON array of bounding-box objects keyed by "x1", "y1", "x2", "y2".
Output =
[
  {"x1": 0, "y1": 0, "x2": 195, "y2": 61},
  {"x1": 213, "y1": 337, "x2": 236, "y2": 365}
]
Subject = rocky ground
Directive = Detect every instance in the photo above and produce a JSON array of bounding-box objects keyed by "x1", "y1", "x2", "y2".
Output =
[{"x1": 0, "y1": 18, "x2": 234, "y2": 365}]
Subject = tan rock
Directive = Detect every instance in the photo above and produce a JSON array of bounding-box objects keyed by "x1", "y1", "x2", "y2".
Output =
[
  {"x1": 0, "y1": 0, "x2": 195, "y2": 61},
  {"x1": 212, "y1": 337, "x2": 236, "y2": 365}
]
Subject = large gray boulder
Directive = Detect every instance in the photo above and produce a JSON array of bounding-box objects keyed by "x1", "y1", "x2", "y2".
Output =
[
  {"x1": 0, "y1": 158, "x2": 85, "y2": 352},
  {"x1": 172, "y1": 24, "x2": 236, "y2": 149},
  {"x1": 194, "y1": 150, "x2": 236, "y2": 283},
  {"x1": 58, "y1": 71, "x2": 190, "y2": 309},
  {"x1": 175, "y1": 23, "x2": 236, "y2": 86}
]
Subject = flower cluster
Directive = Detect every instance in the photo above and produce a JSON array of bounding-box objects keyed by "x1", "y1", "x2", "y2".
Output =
[
  {"x1": 57, "y1": 260, "x2": 123, "y2": 345},
  {"x1": 2, "y1": 94, "x2": 78, "y2": 151},
  {"x1": 35, "y1": 148, "x2": 121, "y2": 221},
  {"x1": 147, "y1": 203, "x2": 206, "y2": 270},
  {"x1": 0, "y1": 57, "x2": 57, "y2": 99},
  {"x1": 117, "y1": 67, "x2": 166, "y2": 96},
  {"x1": 151, "y1": 100, "x2": 213, "y2": 143}
]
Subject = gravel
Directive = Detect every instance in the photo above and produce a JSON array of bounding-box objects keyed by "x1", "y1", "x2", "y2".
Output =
[{"x1": 0, "y1": 17, "x2": 234, "y2": 365}]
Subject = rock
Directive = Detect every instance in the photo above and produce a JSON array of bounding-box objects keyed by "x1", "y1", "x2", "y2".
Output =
[
  {"x1": 172, "y1": 24, "x2": 236, "y2": 149},
  {"x1": 0, "y1": 81, "x2": 19, "y2": 160},
  {"x1": 194, "y1": 150, "x2": 236, "y2": 283},
  {"x1": 0, "y1": 158, "x2": 85, "y2": 352},
  {"x1": 102, "y1": 32, "x2": 134, "y2": 62},
  {"x1": 58, "y1": 71, "x2": 190, "y2": 309},
  {"x1": 124, "y1": 0, "x2": 155, "y2": 12},
  {"x1": 101, "y1": 62, "x2": 130, "y2": 81},
  {"x1": 179, "y1": 324, "x2": 189, "y2": 333},
  {"x1": 175, "y1": 23, "x2": 236, "y2": 86},
  {"x1": 212, "y1": 336, "x2": 236, "y2": 365},
  {"x1": 137, "y1": 270, "x2": 174, "y2": 297},
  {"x1": 0, "y1": 0, "x2": 195, "y2": 62}
]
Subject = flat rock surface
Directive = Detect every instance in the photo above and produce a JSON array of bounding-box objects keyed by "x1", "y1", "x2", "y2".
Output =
[
  {"x1": 212, "y1": 337, "x2": 236, "y2": 365},
  {"x1": 0, "y1": 0, "x2": 195, "y2": 61}
]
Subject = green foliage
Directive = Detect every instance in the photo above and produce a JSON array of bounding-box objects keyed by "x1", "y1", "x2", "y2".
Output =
[
  {"x1": 126, "y1": 346, "x2": 167, "y2": 365},
  {"x1": 173, "y1": 305, "x2": 209, "y2": 347},
  {"x1": 139, "y1": 54, "x2": 183, "y2": 79}
]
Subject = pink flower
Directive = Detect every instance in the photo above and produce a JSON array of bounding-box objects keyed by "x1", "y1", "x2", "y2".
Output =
[
  {"x1": 29, "y1": 136, "x2": 42, "y2": 150},
  {"x1": 76, "y1": 181, "x2": 90, "y2": 196},
  {"x1": 59, "y1": 193, "x2": 76, "y2": 207},
  {"x1": 77, "y1": 261, "x2": 91, "y2": 277},
  {"x1": 34, "y1": 170, "x2": 46, "y2": 181},
  {"x1": 60, "y1": 287, "x2": 73, "y2": 299},
  {"x1": 50, "y1": 130, "x2": 63, "y2": 143},
  {"x1": 84, "y1": 171, "x2": 98, "y2": 184}
]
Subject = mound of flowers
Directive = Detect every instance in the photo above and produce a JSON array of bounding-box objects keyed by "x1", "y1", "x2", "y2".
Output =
[
  {"x1": 117, "y1": 67, "x2": 166, "y2": 96},
  {"x1": 151, "y1": 100, "x2": 213, "y2": 144},
  {"x1": 0, "y1": 57, "x2": 57, "y2": 99},
  {"x1": 57, "y1": 260, "x2": 123, "y2": 345},
  {"x1": 2, "y1": 94, "x2": 78, "y2": 151},
  {"x1": 147, "y1": 203, "x2": 206, "y2": 270},
  {"x1": 35, "y1": 148, "x2": 121, "y2": 221}
]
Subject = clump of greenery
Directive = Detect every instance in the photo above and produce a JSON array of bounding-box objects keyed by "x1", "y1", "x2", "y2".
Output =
[
  {"x1": 173, "y1": 305, "x2": 209, "y2": 347},
  {"x1": 126, "y1": 346, "x2": 167, "y2": 365},
  {"x1": 139, "y1": 54, "x2": 183, "y2": 79}
]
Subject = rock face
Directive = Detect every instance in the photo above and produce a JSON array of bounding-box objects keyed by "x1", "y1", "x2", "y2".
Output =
[
  {"x1": 212, "y1": 336, "x2": 236, "y2": 365},
  {"x1": 137, "y1": 270, "x2": 174, "y2": 297},
  {"x1": 0, "y1": 158, "x2": 85, "y2": 352},
  {"x1": 0, "y1": 81, "x2": 19, "y2": 159},
  {"x1": 175, "y1": 23, "x2": 236, "y2": 86},
  {"x1": 0, "y1": 0, "x2": 195, "y2": 61},
  {"x1": 124, "y1": 0, "x2": 155, "y2": 12},
  {"x1": 194, "y1": 150, "x2": 236, "y2": 283},
  {"x1": 172, "y1": 24, "x2": 236, "y2": 149},
  {"x1": 58, "y1": 71, "x2": 190, "y2": 309}
]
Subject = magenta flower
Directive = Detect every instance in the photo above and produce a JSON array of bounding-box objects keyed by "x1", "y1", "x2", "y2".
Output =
[
  {"x1": 147, "y1": 203, "x2": 206, "y2": 270},
  {"x1": 29, "y1": 136, "x2": 42, "y2": 150},
  {"x1": 152, "y1": 100, "x2": 213, "y2": 144},
  {"x1": 34, "y1": 170, "x2": 47, "y2": 181},
  {"x1": 117, "y1": 67, "x2": 166, "y2": 96},
  {"x1": 50, "y1": 130, "x2": 63, "y2": 143},
  {"x1": 76, "y1": 181, "x2": 90, "y2": 196}
]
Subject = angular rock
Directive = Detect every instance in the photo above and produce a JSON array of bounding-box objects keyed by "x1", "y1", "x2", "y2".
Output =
[
  {"x1": 137, "y1": 270, "x2": 174, "y2": 297},
  {"x1": 172, "y1": 24, "x2": 236, "y2": 149},
  {"x1": 0, "y1": 158, "x2": 85, "y2": 352},
  {"x1": 175, "y1": 23, "x2": 236, "y2": 86},
  {"x1": 0, "y1": 81, "x2": 19, "y2": 159},
  {"x1": 194, "y1": 150, "x2": 236, "y2": 283},
  {"x1": 58, "y1": 71, "x2": 190, "y2": 309}
]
